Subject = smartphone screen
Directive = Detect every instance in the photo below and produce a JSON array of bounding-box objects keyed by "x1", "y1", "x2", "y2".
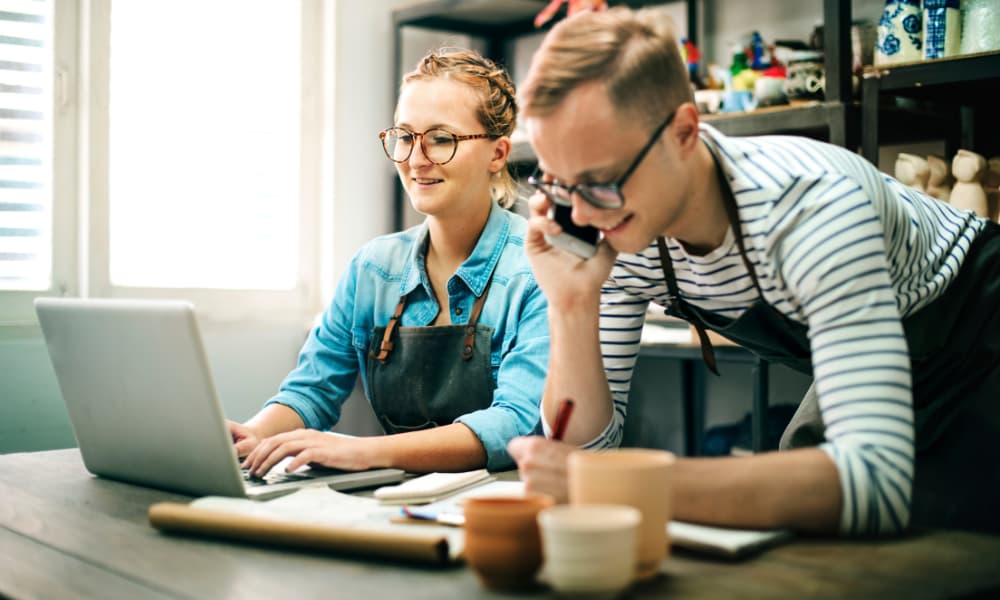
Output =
[
  {"x1": 550, "y1": 203, "x2": 600, "y2": 246},
  {"x1": 546, "y1": 203, "x2": 601, "y2": 259}
]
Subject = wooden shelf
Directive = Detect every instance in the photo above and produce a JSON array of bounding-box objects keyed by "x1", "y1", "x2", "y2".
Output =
[
  {"x1": 862, "y1": 51, "x2": 1000, "y2": 102},
  {"x1": 701, "y1": 101, "x2": 852, "y2": 138}
]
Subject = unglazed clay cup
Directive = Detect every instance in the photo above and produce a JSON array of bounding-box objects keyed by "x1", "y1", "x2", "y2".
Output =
[
  {"x1": 568, "y1": 449, "x2": 674, "y2": 580},
  {"x1": 463, "y1": 493, "x2": 555, "y2": 590},
  {"x1": 538, "y1": 504, "x2": 641, "y2": 598}
]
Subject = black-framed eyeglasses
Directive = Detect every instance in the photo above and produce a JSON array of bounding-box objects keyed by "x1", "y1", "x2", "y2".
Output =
[
  {"x1": 378, "y1": 126, "x2": 495, "y2": 165},
  {"x1": 528, "y1": 109, "x2": 677, "y2": 209}
]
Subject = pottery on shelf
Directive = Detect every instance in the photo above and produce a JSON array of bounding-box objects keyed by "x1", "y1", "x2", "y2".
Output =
[
  {"x1": 960, "y1": 0, "x2": 1000, "y2": 55},
  {"x1": 895, "y1": 152, "x2": 929, "y2": 193},
  {"x1": 922, "y1": 0, "x2": 961, "y2": 60},
  {"x1": 950, "y1": 149, "x2": 989, "y2": 219},
  {"x1": 926, "y1": 154, "x2": 953, "y2": 202},
  {"x1": 876, "y1": 0, "x2": 923, "y2": 65}
]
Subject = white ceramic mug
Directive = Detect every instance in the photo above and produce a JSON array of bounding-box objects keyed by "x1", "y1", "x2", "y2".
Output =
[{"x1": 538, "y1": 504, "x2": 641, "y2": 597}]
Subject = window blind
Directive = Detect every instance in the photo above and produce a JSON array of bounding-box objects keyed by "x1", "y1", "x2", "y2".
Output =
[{"x1": 0, "y1": 1, "x2": 50, "y2": 291}]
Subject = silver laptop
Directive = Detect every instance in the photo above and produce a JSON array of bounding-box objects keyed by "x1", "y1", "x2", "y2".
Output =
[{"x1": 35, "y1": 297, "x2": 404, "y2": 500}]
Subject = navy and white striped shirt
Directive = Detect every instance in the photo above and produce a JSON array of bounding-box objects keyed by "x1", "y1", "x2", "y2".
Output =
[{"x1": 588, "y1": 124, "x2": 986, "y2": 535}]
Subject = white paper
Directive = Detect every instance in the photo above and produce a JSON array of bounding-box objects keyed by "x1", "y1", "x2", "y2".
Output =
[{"x1": 668, "y1": 521, "x2": 792, "y2": 558}]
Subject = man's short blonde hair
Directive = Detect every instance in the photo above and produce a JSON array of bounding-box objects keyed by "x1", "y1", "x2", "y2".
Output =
[{"x1": 520, "y1": 6, "x2": 693, "y2": 127}]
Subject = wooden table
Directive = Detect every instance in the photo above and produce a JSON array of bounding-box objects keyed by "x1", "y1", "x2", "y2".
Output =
[{"x1": 2, "y1": 449, "x2": 999, "y2": 599}]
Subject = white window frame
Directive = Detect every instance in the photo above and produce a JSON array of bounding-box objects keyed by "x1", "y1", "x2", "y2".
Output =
[
  {"x1": 0, "y1": 0, "x2": 329, "y2": 326},
  {"x1": 0, "y1": 0, "x2": 79, "y2": 326}
]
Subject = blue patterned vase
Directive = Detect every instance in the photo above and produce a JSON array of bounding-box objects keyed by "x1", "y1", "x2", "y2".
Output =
[
  {"x1": 923, "y1": 0, "x2": 961, "y2": 60},
  {"x1": 875, "y1": 0, "x2": 923, "y2": 65}
]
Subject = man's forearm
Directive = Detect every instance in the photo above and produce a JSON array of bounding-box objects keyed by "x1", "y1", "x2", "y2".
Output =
[
  {"x1": 673, "y1": 448, "x2": 842, "y2": 533},
  {"x1": 543, "y1": 305, "x2": 615, "y2": 446}
]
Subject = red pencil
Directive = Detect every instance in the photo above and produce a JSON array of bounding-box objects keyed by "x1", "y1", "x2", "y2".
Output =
[{"x1": 551, "y1": 398, "x2": 575, "y2": 441}]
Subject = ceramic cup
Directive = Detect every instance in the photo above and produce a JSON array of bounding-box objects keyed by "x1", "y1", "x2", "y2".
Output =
[
  {"x1": 463, "y1": 493, "x2": 555, "y2": 590},
  {"x1": 567, "y1": 449, "x2": 674, "y2": 580},
  {"x1": 538, "y1": 504, "x2": 641, "y2": 598}
]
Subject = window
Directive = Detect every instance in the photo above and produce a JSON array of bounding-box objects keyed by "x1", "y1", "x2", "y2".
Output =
[
  {"x1": 107, "y1": 1, "x2": 302, "y2": 290},
  {"x1": 0, "y1": 0, "x2": 327, "y2": 324},
  {"x1": 0, "y1": 1, "x2": 53, "y2": 292}
]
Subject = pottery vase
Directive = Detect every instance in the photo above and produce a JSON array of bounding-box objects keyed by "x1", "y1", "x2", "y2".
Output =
[
  {"x1": 950, "y1": 150, "x2": 989, "y2": 219},
  {"x1": 926, "y1": 155, "x2": 953, "y2": 202},
  {"x1": 923, "y1": 0, "x2": 961, "y2": 60},
  {"x1": 961, "y1": 0, "x2": 1000, "y2": 55},
  {"x1": 895, "y1": 152, "x2": 929, "y2": 193},
  {"x1": 875, "y1": 0, "x2": 923, "y2": 65}
]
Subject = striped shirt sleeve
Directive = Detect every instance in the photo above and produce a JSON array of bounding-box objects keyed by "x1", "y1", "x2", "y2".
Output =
[
  {"x1": 771, "y1": 175, "x2": 914, "y2": 535},
  {"x1": 584, "y1": 268, "x2": 653, "y2": 449}
]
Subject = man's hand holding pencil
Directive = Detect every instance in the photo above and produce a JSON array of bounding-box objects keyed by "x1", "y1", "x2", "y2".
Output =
[{"x1": 507, "y1": 398, "x2": 577, "y2": 504}]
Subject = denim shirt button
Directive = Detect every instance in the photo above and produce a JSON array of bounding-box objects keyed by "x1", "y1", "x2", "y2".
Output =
[{"x1": 454, "y1": 306, "x2": 463, "y2": 315}]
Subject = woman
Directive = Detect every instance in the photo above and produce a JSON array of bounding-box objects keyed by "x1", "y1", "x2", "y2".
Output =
[{"x1": 232, "y1": 49, "x2": 548, "y2": 476}]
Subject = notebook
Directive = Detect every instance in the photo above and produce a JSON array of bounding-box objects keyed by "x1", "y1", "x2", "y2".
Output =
[{"x1": 35, "y1": 297, "x2": 404, "y2": 500}]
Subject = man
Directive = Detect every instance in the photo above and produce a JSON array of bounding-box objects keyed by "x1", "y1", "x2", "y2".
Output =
[{"x1": 508, "y1": 6, "x2": 1000, "y2": 535}]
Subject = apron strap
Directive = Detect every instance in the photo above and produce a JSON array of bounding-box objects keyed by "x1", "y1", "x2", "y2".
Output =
[
  {"x1": 462, "y1": 281, "x2": 493, "y2": 361},
  {"x1": 657, "y1": 236, "x2": 719, "y2": 375},
  {"x1": 369, "y1": 297, "x2": 406, "y2": 364},
  {"x1": 713, "y1": 157, "x2": 763, "y2": 297}
]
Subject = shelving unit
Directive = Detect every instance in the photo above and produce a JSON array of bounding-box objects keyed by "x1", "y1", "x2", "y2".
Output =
[
  {"x1": 861, "y1": 50, "x2": 1000, "y2": 165},
  {"x1": 390, "y1": 0, "x2": 857, "y2": 228}
]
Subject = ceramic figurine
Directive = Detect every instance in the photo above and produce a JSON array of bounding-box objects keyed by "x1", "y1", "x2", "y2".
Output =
[
  {"x1": 876, "y1": 0, "x2": 923, "y2": 65},
  {"x1": 925, "y1": 155, "x2": 953, "y2": 202},
  {"x1": 895, "y1": 153, "x2": 929, "y2": 193},
  {"x1": 950, "y1": 150, "x2": 989, "y2": 219}
]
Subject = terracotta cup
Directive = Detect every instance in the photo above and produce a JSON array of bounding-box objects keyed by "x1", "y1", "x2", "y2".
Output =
[
  {"x1": 463, "y1": 493, "x2": 555, "y2": 590},
  {"x1": 568, "y1": 449, "x2": 674, "y2": 580}
]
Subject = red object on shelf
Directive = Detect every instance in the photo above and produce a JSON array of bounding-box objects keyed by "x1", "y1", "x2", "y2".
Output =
[{"x1": 534, "y1": 0, "x2": 608, "y2": 28}]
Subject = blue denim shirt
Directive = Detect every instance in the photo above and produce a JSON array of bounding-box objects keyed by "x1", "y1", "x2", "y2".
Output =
[{"x1": 266, "y1": 202, "x2": 549, "y2": 470}]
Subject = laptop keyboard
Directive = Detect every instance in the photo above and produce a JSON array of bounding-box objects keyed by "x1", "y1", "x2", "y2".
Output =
[{"x1": 241, "y1": 468, "x2": 315, "y2": 486}]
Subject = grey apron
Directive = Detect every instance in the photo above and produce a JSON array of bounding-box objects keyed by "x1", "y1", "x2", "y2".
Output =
[
  {"x1": 657, "y1": 155, "x2": 1000, "y2": 532},
  {"x1": 366, "y1": 281, "x2": 496, "y2": 435}
]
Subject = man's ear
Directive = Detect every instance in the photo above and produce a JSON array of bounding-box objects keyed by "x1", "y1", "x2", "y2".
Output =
[
  {"x1": 490, "y1": 136, "x2": 512, "y2": 173},
  {"x1": 672, "y1": 102, "x2": 700, "y2": 157}
]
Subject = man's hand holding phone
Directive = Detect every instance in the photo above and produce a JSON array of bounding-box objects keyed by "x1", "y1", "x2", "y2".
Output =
[
  {"x1": 525, "y1": 191, "x2": 617, "y2": 310},
  {"x1": 545, "y1": 201, "x2": 601, "y2": 259}
]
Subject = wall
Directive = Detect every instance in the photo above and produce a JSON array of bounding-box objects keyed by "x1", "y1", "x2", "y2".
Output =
[{"x1": 0, "y1": 1, "x2": 412, "y2": 454}]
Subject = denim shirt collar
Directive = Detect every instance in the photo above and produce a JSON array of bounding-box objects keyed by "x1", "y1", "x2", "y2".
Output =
[{"x1": 399, "y1": 201, "x2": 511, "y2": 299}]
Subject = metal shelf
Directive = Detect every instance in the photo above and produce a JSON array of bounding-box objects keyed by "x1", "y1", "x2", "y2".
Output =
[
  {"x1": 862, "y1": 50, "x2": 1000, "y2": 98},
  {"x1": 861, "y1": 51, "x2": 1000, "y2": 164}
]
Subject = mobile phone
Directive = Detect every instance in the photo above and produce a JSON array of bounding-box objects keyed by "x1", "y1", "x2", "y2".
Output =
[{"x1": 544, "y1": 202, "x2": 601, "y2": 259}]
